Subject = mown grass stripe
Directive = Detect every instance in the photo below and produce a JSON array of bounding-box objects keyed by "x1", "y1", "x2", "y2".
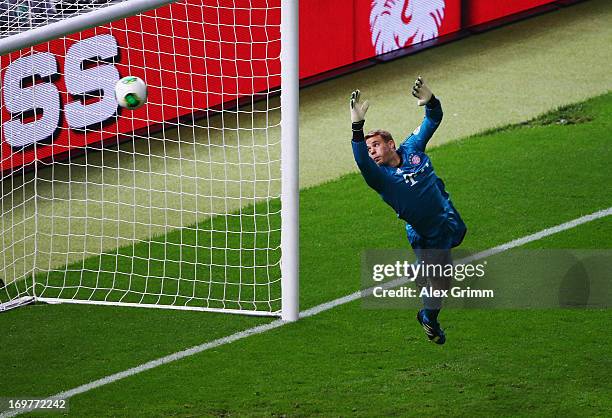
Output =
[{"x1": 2, "y1": 205, "x2": 609, "y2": 418}]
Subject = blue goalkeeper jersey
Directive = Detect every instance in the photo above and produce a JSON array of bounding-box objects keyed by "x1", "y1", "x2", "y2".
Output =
[{"x1": 352, "y1": 98, "x2": 454, "y2": 239}]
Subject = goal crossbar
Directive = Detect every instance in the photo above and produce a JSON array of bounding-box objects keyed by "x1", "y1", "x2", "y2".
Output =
[{"x1": 0, "y1": 0, "x2": 178, "y2": 56}]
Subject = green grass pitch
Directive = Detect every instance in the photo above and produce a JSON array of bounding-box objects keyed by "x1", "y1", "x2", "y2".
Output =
[{"x1": 1, "y1": 92, "x2": 611, "y2": 416}]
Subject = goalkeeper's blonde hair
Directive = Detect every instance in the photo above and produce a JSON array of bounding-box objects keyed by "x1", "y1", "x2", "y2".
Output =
[{"x1": 365, "y1": 129, "x2": 394, "y2": 143}]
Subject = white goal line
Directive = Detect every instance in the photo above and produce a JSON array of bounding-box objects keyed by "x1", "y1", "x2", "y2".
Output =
[{"x1": 1, "y1": 206, "x2": 610, "y2": 418}]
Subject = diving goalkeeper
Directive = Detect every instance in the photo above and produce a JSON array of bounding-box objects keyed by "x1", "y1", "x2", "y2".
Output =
[{"x1": 350, "y1": 77, "x2": 467, "y2": 345}]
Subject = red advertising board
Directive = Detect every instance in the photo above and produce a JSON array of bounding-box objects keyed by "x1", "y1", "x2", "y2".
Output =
[
  {"x1": 0, "y1": 0, "x2": 563, "y2": 174},
  {"x1": 299, "y1": 0, "x2": 355, "y2": 79},
  {"x1": 464, "y1": 0, "x2": 557, "y2": 27},
  {"x1": 354, "y1": 0, "x2": 461, "y2": 62},
  {"x1": 300, "y1": 0, "x2": 462, "y2": 79},
  {"x1": 0, "y1": 0, "x2": 281, "y2": 173}
]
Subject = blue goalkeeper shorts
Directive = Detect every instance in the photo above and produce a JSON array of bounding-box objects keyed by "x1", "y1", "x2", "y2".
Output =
[{"x1": 405, "y1": 209, "x2": 467, "y2": 252}]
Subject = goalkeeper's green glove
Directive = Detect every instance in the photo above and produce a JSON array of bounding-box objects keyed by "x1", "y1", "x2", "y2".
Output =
[
  {"x1": 350, "y1": 89, "x2": 370, "y2": 123},
  {"x1": 412, "y1": 76, "x2": 433, "y2": 106}
]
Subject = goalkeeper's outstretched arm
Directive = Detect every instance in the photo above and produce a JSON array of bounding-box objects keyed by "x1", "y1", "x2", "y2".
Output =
[
  {"x1": 350, "y1": 90, "x2": 385, "y2": 193},
  {"x1": 403, "y1": 77, "x2": 443, "y2": 153}
]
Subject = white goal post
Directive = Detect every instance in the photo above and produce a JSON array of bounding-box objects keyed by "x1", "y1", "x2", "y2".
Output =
[{"x1": 0, "y1": 0, "x2": 299, "y2": 321}]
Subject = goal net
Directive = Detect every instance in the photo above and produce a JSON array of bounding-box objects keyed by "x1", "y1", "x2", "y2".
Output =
[{"x1": 0, "y1": 0, "x2": 299, "y2": 319}]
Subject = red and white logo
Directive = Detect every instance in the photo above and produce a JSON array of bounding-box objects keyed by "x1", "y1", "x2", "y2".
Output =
[
  {"x1": 370, "y1": 0, "x2": 446, "y2": 55},
  {"x1": 410, "y1": 154, "x2": 421, "y2": 165}
]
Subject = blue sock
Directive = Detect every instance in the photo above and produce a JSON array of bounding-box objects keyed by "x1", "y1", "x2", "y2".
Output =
[{"x1": 421, "y1": 292, "x2": 442, "y2": 315}]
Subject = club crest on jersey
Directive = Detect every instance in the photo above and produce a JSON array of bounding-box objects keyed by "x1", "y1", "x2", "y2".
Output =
[{"x1": 409, "y1": 154, "x2": 421, "y2": 165}]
